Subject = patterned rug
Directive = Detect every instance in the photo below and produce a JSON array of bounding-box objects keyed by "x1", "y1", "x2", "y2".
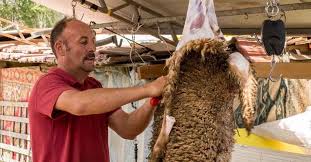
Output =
[
  {"x1": 235, "y1": 78, "x2": 310, "y2": 127},
  {"x1": 0, "y1": 67, "x2": 43, "y2": 162}
]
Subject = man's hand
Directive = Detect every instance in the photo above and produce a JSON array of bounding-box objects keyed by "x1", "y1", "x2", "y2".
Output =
[{"x1": 145, "y1": 76, "x2": 167, "y2": 97}]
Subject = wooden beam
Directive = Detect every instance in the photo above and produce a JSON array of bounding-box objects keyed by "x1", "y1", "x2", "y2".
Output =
[
  {"x1": 217, "y1": 2, "x2": 311, "y2": 17},
  {"x1": 287, "y1": 44, "x2": 310, "y2": 54},
  {"x1": 75, "y1": 0, "x2": 177, "y2": 46},
  {"x1": 93, "y1": 16, "x2": 185, "y2": 28},
  {"x1": 93, "y1": 2, "x2": 311, "y2": 32},
  {"x1": 0, "y1": 38, "x2": 46, "y2": 45},
  {"x1": 0, "y1": 17, "x2": 15, "y2": 24},
  {"x1": 98, "y1": 0, "x2": 108, "y2": 13},
  {"x1": 0, "y1": 61, "x2": 7, "y2": 68},
  {"x1": 0, "y1": 33, "x2": 36, "y2": 45},
  {"x1": 111, "y1": 3, "x2": 129, "y2": 12},
  {"x1": 137, "y1": 64, "x2": 166, "y2": 79},
  {"x1": 99, "y1": 26, "x2": 311, "y2": 35},
  {"x1": 221, "y1": 28, "x2": 311, "y2": 36},
  {"x1": 0, "y1": 61, "x2": 42, "y2": 68},
  {"x1": 122, "y1": 0, "x2": 163, "y2": 17},
  {"x1": 137, "y1": 62, "x2": 311, "y2": 80},
  {"x1": 253, "y1": 62, "x2": 311, "y2": 79}
]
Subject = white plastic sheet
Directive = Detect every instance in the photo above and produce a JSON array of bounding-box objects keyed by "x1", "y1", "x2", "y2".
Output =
[{"x1": 253, "y1": 106, "x2": 311, "y2": 148}]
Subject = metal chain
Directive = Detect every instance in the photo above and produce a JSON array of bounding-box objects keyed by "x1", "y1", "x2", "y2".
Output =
[{"x1": 72, "y1": 0, "x2": 77, "y2": 18}]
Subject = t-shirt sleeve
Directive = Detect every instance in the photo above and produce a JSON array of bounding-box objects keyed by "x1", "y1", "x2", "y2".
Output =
[{"x1": 35, "y1": 74, "x2": 74, "y2": 118}]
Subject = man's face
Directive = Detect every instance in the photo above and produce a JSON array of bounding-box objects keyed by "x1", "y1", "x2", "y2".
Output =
[{"x1": 60, "y1": 20, "x2": 96, "y2": 73}]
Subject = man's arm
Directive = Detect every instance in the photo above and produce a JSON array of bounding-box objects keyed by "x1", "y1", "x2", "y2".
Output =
[
  {"x1": 55, "y1": 76, "x2": 166, "y2": 116},
  {"x1": 108, "y1": 99, "x2": 156, "y2": 140}
]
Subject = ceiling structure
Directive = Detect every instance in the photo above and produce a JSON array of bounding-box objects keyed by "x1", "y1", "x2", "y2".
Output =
[{"x1": 32, "y1": 0, "x2": 311, "y2": 45}]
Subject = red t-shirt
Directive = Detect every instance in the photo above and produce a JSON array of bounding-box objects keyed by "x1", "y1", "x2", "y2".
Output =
[{"x1": 28, "y1": 68, "x2": 111, "y2": 162}]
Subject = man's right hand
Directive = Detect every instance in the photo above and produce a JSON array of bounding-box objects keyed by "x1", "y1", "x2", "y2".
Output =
[{"x1": 144, "y1": 76, "x2": 167, "y2": 97}]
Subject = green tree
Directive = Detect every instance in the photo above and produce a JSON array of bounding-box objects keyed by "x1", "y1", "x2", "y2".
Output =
[{"x1": 0, "y1": 0, "x2": 63, "y2": 28}]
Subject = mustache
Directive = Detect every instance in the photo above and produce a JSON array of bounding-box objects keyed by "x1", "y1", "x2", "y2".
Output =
[{"x1": 84, "y1": 52, "x2": 95, "y2": 60}]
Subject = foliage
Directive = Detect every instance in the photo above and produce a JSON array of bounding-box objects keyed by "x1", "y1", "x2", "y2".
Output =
[{"x1": 0, "y1": 0, "x2": 63, "y2": 28}]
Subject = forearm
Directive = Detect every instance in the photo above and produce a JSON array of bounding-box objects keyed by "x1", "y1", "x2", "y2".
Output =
[
  {"x1": 125, "y1": 100, "x2": 156, "y2": 137},
  {"x1": 73, "y1": 86, "x2": 149, "y2": 115}
]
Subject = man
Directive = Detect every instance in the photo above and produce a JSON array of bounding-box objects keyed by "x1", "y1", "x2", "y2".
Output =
[{"x1": 28, "y1": 17, "x2": 167, "y2": 162}]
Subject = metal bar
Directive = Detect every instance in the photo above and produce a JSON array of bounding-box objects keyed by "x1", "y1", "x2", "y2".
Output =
[
  {"x1": 111, "y1": 3, "x2": 129, "y2": 12},
  {"x1": 217, "y1": 2, "x2": 311, "y2": 17},
  {"x1": 122, "y1": 0, "x2": 162, "y2": 17},
  {"x1": 101, "y1": 27, "x2": 154, "y2": 50},
  {"x1": 92, "y1": 16, "x2": 185, "y2": 29},
  {"x1": 96, "y1": 35, "x2": 115, "y2": 46},
  {"x1": 140, "y1": 16, "x2": 185, "y2": 24}
]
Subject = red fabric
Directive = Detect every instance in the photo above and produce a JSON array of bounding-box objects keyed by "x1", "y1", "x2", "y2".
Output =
[{"x1": 29, "y1": 68, "x2": 111, "y2": 162}]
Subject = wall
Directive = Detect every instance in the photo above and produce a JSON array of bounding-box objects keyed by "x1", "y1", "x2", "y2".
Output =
[{"x1": 91, "y1": 66, "x2": 152, "y2": 162}]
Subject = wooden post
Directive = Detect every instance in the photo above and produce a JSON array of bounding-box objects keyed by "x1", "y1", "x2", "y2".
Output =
[
  {"x1": 137, "y1": 62, "x2": 311, "y2": 80},
  {"x1": 137, "y1": 64, "x2": 166, "y2": 79}
]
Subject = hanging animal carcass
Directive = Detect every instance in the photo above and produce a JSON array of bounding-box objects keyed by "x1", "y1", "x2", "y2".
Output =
[{"x1": 150, "y1": 39, "x2": 257, "y2": 162}]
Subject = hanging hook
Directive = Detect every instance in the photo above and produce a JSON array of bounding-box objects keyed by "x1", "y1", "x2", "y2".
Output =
[
  {"x1": 72, "y1": 0, "x2": 77, "y2": 18},
  {"x1": 244, "y1": 13, "x2": 249, "y2": 20},
  {"x1": 268, "y1": 55, "x2": 282, "y2": 82},
  {"x1": 265, "y1": 0, "x2": 279, "y2": 18},
  {"x1": 112, "y1": 35, "x2": 123, "y2": 47}
]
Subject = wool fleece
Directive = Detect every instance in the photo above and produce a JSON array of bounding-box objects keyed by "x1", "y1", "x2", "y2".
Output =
[{"x1": 150, "y1": 39, "x2": 257, "y2": 162}]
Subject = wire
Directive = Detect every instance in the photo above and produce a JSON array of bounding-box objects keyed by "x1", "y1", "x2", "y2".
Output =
[
  {"x1": 156, "y1": 22, "x2": 173, "y2": 55},
  {"x1": 72, "y1": 0, "x2": 77, "y2": 18},
  {"x1": 89, "y1": 20, "x2": 152, "y2": 52}
]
